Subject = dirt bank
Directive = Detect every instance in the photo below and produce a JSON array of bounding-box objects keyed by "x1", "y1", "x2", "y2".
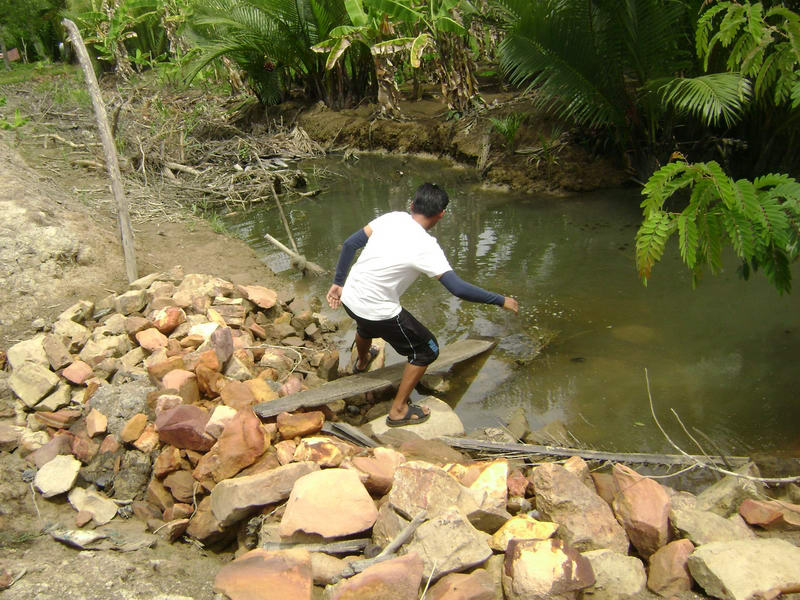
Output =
[{"x1": 275, "y1": 90, "x2": 629, "y2": 194}]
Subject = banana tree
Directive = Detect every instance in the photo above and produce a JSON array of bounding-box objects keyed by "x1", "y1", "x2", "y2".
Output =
[
  {"x1": 370, "y1": 0, "x2": 482, "y2": 114},
  {"x1": 404, "y1": 0, "x2": 481, "y2": 114},
  {"x1": 312, "y1": 0, "x2": 431, "y2": 116}
]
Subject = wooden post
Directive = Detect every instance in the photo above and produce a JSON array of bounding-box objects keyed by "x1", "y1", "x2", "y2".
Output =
[{"x1": 62, "y1": 18, "x2": 137, "y2": 283}]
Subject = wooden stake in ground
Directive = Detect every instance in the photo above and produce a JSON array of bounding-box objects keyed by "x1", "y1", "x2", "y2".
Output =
[{"x1": 62, "y1": 18, "x2": 138, "y2": 283}]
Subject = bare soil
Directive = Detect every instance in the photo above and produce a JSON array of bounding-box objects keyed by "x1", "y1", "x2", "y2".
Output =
[{"x1": 0, "y1": 71, "x2": 628, "y2": 599}]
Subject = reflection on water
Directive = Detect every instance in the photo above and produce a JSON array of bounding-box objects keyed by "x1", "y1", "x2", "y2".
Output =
[{"x1": 226, "y1": 154, "x2": 800, "y2": 456}]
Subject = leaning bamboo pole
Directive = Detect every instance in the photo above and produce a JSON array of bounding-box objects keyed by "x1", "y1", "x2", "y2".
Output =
[{"x1": 62, "y1": 18, "x2": 137, "y2": 283}]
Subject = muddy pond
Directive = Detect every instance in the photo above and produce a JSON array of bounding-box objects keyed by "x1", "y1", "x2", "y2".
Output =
[{"x1": 224, "y1": 154, "x2": 800, "y2": 457}]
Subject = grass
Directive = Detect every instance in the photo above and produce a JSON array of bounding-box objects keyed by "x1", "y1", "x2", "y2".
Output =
[
  {"x1": 0, "y1": 61, "x2": 78, "y2": 86},
  {"x1": 0, "y1": 529, "x2": 42, "y2": 548}
]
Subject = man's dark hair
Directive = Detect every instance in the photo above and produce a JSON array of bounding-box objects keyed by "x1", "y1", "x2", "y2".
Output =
[{"x1": 411, "y1": 183, "x2": 449, "y2": 217}]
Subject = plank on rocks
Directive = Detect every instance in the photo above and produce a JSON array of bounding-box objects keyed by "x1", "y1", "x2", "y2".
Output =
[{"x1": 253, "y1": 337, "x2": 496, "y2": 419}]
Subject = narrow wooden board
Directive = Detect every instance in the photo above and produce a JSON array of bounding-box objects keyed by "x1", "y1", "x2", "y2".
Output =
[
  {"x1": 437, "y1": 436, "x2": 752, "y2": 468},
  {"x1": 254, "y1": 337, "x2": 496, "y2": 419}
]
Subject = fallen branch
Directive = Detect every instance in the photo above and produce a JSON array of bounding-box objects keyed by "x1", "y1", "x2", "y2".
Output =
[
  {"x1": 332, "y1": 510, "x2": 427, "y2": 582},
  {"x1": 263, "y1": 233, "x2": 325, "y2": 276},
  {"x1": 259, "y1": 538, "x2": 369, "y2": 555},
  {"x1": 164, "y1": 161, "x2": 202, "y2": 177}
]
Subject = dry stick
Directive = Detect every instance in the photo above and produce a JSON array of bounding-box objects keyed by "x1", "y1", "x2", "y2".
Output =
[
  {"x1": 645, "y1": 368, "x2": 800, "y2": 484},
  {"x1": 268, "y1": 178, "x2": 299, "y2": 255},
  {"x1": 264, "y1": 233, "x2": 326, "y2": 276},
  {"x1": 333, "y1": 510, "x2": 427, "y2": 582},
  {"x1": 62, "y1": 18, "x2": 137, "y2": 283}
]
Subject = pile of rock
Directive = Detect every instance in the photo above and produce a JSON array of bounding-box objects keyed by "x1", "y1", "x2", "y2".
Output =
[{"x1": 2, "y1": 270, "x2": 800, "y2": 600}]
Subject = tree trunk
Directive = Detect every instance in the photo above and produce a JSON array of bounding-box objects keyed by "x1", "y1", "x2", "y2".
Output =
[
  {"x1": 374, "y1": 55, "x2": 401, "y2": 117},
  {"x1": 433, "y1": 33, "x2": 481, "y2": 115}
]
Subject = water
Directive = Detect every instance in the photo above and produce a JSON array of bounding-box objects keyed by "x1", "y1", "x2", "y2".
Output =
[{"x1": 226, "y1": 154, "x2": 800, "y2": 457}]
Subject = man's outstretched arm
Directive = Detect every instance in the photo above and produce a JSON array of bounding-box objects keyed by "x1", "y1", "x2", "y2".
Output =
[
  {"x1": 327, "y1": 226, "x2": 371, "y2": 308},
  {"x1": 438, "y1": 270, "x2": 519, "y2": 313}
]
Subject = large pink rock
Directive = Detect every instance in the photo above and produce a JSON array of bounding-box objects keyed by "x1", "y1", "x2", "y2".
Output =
[
  {"x1": 193, "y1": 409, "x2": 268, "y2": 483},
  {"x1": 531, "y1": 463, "x2": 629, "y2": 554},
  {"x1": 647, "y1": 538, "x2": 695, "y2": 597},
  {"x1": 237, "y1": 285, "x2": 278, "y2": 309},
  {"x1": 429, "y1": 569, "x2": 496, "y2": 600},
  {"x1": 279, "y1": 468, "x2": 378, "y2": 538},
  {"x1": 162, "y1": 369, "x2": 200, "y2": 404},
  {"x1": 213, "y1": 548, "x2": 312, "y2": 600},
  {"x1": 151, "y1": 306, "x2": 186, "y2": 335},
  {"x1": 328, "y1": 553, "x2": 424, "y2": 600},
  {"x1": 739, "y1": 498, "x2": 800, "y2": 529},
  {"x1": 351, "y1": 447, "x2": 405, "y2": 496},
  {"x1": 155, "y1": 405, "x2": 214, "y2": 451},
  {"x1": 135, "y1": 327, "x2": 169, "y2": 352},
  {"x1": 62, "y1": 360, "x2": 94, "y2": 385},
  {"x1": 611, "y1": 464, "x2": 671, "y2": 557}
]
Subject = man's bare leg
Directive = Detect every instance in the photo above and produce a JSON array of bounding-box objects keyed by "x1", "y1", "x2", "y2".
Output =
[
  {"x1": 354, "y1": 332, "x2": 373, "y2": 371},
  {"x1": 388, "y1": 363, "x2": 431, "y2": 421}
]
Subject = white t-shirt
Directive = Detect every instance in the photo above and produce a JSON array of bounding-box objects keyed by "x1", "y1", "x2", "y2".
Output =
[{"x1": 341, "y1": 211, "x2": 452, "y2": 320}]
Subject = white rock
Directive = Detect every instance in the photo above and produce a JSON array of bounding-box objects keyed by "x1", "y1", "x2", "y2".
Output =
[
  {"x1": 35, "y1": 455, "x2": 82, "y2": 498},
  {"x1": 365, "y1": 396, "x2": 464, "y2": 440}
]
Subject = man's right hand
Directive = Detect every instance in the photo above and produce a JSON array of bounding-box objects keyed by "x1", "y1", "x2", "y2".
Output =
[
  {"x1": 327, "y1": 284, "x2": 343, "y2": 309},
  {"x1": 503, "y1": 296, "x2": 519, "y2": 314}
]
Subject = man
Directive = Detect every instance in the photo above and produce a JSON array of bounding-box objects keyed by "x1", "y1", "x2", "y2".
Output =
[{"x1": 326, "y1": 183, "x2": 519, "y2": 427}]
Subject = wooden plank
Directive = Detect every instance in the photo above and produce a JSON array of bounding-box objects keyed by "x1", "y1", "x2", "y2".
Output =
[
  {"x1": 260, "y1": 538, "x2": 369, "y2": 555},
  {"x1": 254, "y1": 337, "x2": 496, "y2": 419},
  {"x1": 438, "y1": 436, "x2": 751, "y2": 468},
  {"x1": 321, "y1": 422, "x2": 377, "y2": 448}
]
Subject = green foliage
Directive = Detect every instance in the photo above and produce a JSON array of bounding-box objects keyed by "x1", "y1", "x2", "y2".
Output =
[
  {"x1": 65, "y1": 0, "x2": 170, "y2": 69},
  {"x1": 488, "y1": 112, "x2": 523, "y2": 150},
  {"x1": 636, "y1": 160, "x2": 800, "y2": 293},
  {"x1": 0, "y1": 0, "x2": 67, "y2": 61},
  {"x1": 496, "y1": 0, "x2": 694, "y2": 150},
  {"x1": 0, "y1": 107, "x2": 29, "y2": 129},
  {"x1": 696, "y1": 1, "x2": 800, "y2": 106}
]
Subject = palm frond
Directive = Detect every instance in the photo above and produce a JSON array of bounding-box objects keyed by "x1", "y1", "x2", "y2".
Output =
[{"x1": 659, "y1": 72, "x2": 751, "y2": 127}]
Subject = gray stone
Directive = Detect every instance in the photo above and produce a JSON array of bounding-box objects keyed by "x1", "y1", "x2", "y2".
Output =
[
  {"x1": 404, "y1": 506, "x2": 493, "y2": 580},
  {"x1": 78, "y1": 334, "x2": 130, "y2": 365},
  {"x1": 9, "y1": 362, "x2": 60, "y2": 408},
  {"x1": 210, "y1": 462, "x2": 320, "y2": 527},
  {"x1": 111, "y1": 449, "x2": 153, "y2": 501},
  {"x1": 58, "y1": 299, "x2": 94, "y2": 323},
  {"x1": 688, "y1": 538, "x2": 800, "y2": 600},
  {"x1": 88, "y1": 380, "x2": 155, "y2": 436},
  {"x1": 114, "y1": 289, "x2": 148, "y2": 315},
  {"x1": 581, "y1": 549, "x2": 647, "y2": 599},
  {"x1": 52, "y1": 319, "x2": 90, "y2": 352},
  {"x1": 669, "y1": 506, "x2": 755, "y2": 545},
  {"x1": 531, "y1": 462, "x2": 629, "y2": 554},
  {"x1": 7, "y1": 335, "x2": 48, "y2": 369},
  {"x1": 387, "y1": 461, "x2": 481, "y2": 523},
  {"x1": 35, "y1": 383, "x2": 72, "y2": 412},
  {"x1": 695, "y1": 462, "x2": 765, "y2": 517}
]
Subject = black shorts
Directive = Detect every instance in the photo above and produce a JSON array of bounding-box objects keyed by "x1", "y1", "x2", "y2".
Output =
[{"x1": 343, "y1": 304, "x2": 440, "y2": 366}]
